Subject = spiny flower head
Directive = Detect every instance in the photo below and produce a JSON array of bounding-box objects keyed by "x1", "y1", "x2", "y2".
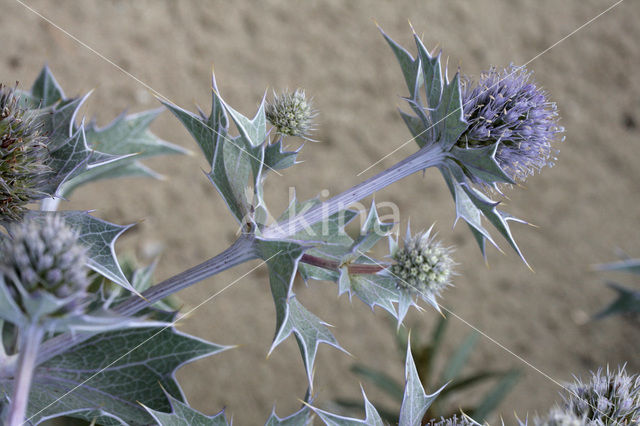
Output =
[
  {"x1": 266, "y1": 89, "x2": 316, "y2": 140},
  {"x1": 561, "y1": 366, "x2": 640, "y2": 425},
  {"x1": 458, "y1": 66, "x2": 564, "y2": 183},
  {"x1": 535, "y1": 408, "x2": 585, "y2": 426},
  {"x1": 390, "y1": 225, "x2": 455, "y2": 305},
  {"x1": 0, "y1": 84, "x2": 52, "y2": 221},
  {"x1": 0, "y1": 215, "x2": 89, "y2": 318},
  {"x1": 427, "y1": 414, "x2": 478, "y2": 426}
]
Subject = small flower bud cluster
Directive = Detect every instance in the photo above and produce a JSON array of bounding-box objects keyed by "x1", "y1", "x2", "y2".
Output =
[
  {"x1": 0, "y1": 84, "x2": 52, "y2": 221},
  {"x1": 391, "y1": 228, "x2": 454, "y2": 299},
  {"x1": 561, "y1": 366, "x2": 640, "y2": 425},
  {"x1": 533, "y1": 408, "x2": 585, "y2": 426},
  {"x1": 266, "y1": 89, "x2": 315, "y2": 140},
  {"x1": 458, "y1": 66, "x2": 564, "y2": 183},
  {"x1": 0, "y1": 215, "x2": 90, "y2": 317}
]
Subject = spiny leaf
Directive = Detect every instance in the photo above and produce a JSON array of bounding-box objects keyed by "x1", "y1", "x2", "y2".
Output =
[
  {"x1": 448, "y1": 144, "x2": 514, "y2": 186},
  {"x1": 25, "y1": 210, "x2": 135, "y2": 292},
  {"x1": 312, "y1": 388, "x2": 383, "y2": 426},
  {"x1": 30, "y1": 65, "x2": 65, "y2": 107},
  {"x1": 256, "y1": 237, "x2": 344, "y2": 387},
  {"x1": 594, "y1": 282, "x2": 640, "y2": 319},
  {"x1": 0, "y1": 321, "x2": 228, "y2": 425},
  {"x1": 207, "y1": 135, "x2": 254, "y2": 223},
  {"x1": 379, "y1": 27, "x2": 420, "y2": 96},
  {"x1": 399, "y1": 337, "x2": 445, "y2": 426},
  {"x1": 265, "y1": 399, "x2": 314, "y2": 426},
  {"x1": 264, "y1": 137, "x2": 301, "y2": 171},
  {"x1": 272, "y1": 297, "x2": 344, "y2": 387},
  {"x1": 220, "y1": 93, "x2": 268, "y2": 148},
  {"x1": 339, "y1": 272, "x2": 399, "y2": 317},
  {"x1": 595, "y1": 258, "x2": 640, "y2": 276},
  {"x1": 142, "y1": 392, "x2": 229, "y2": 426}
]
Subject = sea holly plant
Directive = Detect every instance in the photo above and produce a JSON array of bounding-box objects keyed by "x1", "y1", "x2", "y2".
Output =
[{"x1": 0, "y1": 25, "x2": 634, "y2": 426}]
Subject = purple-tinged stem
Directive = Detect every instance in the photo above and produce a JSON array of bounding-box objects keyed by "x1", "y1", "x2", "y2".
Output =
[
  {"x1": 263, "y1": 143, "x2": 445, "y2": 239},
  {"x1": 7, "y1": 322, "x2": 44, "y2": 426}
]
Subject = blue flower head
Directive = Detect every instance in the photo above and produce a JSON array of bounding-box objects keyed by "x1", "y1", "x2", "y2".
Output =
[{"x1": 458, "y1": 66, "x2": 564, "y2": 183}]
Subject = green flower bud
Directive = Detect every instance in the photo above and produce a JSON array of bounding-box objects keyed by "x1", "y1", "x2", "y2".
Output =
[
  {"x1": 266, "y1": 89, "x2": 316, "y2": 140},
  {"x1": 391, "y1": 225, "x2": 455, "y2": 303},
  {"x1": 0, "y1": 215, "x2": 89, "y2": 318}
]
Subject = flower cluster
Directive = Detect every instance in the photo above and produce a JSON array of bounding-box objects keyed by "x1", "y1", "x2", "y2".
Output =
[
  {"x1": 458, "y1": 66, "x2": 564, "y2": 183},
  {"x1": 534, "y1": 408, "x2": 585, "y2": 426},
  {"x1": 266, "y1": 89, "x2": 315, "y2": 140},
  {"x1": 428, "y1": 414, "x2": 477, "y2": 426},
  {"x1": 560, "y1": 366, "x2": 640, "y2": 425},
  {"x1": 0, "y1": 215, "x2": 89, "y2": 318},
  {"x1": 391, "y1": 227, "x2": 455, "y2": 301},
  {"x1": 0, "y1": 84, "x2": 51, "y2": 221}
]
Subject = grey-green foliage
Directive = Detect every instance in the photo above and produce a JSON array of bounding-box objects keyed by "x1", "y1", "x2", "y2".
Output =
[
  {"x1": 595, "y1": 257, "x2": 640, "y2": 319},
  {"x1": 142, "y1": 392, "x2": 230, "y2": 426},
  {"x1": 380, "y1": 28, "x2": 529, "y2": 265},
  {"x1": 18, "y1": 66, "x2": 187, "y2": 199},
  {"x1": 297, "y1": 202, "x2": 408, "y2": 321},
  {"x1": 311, "y1": 338, "x2": 444, "y2": 426},
  {"x1": 142, "y1": 390, "x2": 313, "y2": 426},
  {"x1": 337, "y1": 315, "x2": 521, "y2": 424},
  {"x1": 162, "y1": 74, "x2": 299, "y2": 228},
  {"x1": 0, "y1": 311, "x2": 227, "y2": 425}
]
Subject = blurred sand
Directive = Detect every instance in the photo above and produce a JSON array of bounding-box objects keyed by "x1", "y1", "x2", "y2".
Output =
[{"x1": 2, "y1": 0, "x2": 640, "y2": 424}]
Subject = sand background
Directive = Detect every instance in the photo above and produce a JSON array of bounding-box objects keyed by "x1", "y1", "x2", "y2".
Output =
[{"x1": 2, "y1": 0, "x2": 640, "y2": 424}]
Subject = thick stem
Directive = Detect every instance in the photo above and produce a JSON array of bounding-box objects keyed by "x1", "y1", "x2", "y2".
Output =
[
  {"x1": 7, "y1": 322, "x2": 44, "y2": 426},
  {"x1": 263, "y1": 143, "x2": 445, "y2": 239},
  {"x1": 31, "y1": 235, "x2": 258, "y2": 367},
  {"x1": 115, "y1": 234, "x2": 257, "y2": 317}
]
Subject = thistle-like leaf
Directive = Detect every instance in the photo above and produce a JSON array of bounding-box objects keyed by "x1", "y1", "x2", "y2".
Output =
[
  {"x1": 25, "y1": 210, "x2": 135, "y2": 292},
  {"x1": 141, "y1": 392, "x2": 229, "y2": 426},
  {"x1": 58, "y1": 109, "x2": 187, "y2": 197},
  {"x1": 272, "y1": 297, "x2": 344, "y2": 386},
  {"x1": 255, "y1": 238, "x2": 344, "y2": 387},
  {"x1": 440, "y1": 163, "x2": 528, "y2": 265},
  {"x1": 399, "y1": 337, "x2": 445, "y2": 426},
  {"x1": 21, "y1": 66, "x2": 184, "y2": 200},
  {"x1": 312, "y1": 388, "x2": 384, "y2": 426},
  {"x1": 595, "y1": 258, "x2": 640, "y2": 275},
  {"x1": 265, "y1": 399, "x2": 314, "y2": 426},
  {"x1": 594, "y1": 282, "x2": 640, "y2": 319},
  {"x1": 220, "y1": 93, "x2": 268, "y2": 148},
  {"x1": 0, "y1": 317, "x2": 228, "y2": 425}
]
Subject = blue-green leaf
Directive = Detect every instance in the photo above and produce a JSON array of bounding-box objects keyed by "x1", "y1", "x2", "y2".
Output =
[
  {"x1": 142, "y1": 392, "x2": 229, "y2": 426},
  {"x1": 594, "y1": 282, "x2": 640, "y2": 319},
  {"x1": 30, "y1": 65, "x2": 65, "y2": 107},
  {"x1": 312, "y1": 388, "x2": 383, "y2": 426},
  {"x1": 220, "y1": 94, "x2": 267, "y2": 148},
  {"x1": 399, "y1": 337, "x2": 444, "y2": 426},
  {"x1": 265, "y1": 399, "x2": 313, "y2": 426},
  {"x1": 595, "y1": 258, "x2": 640, "y2": 276},
  {"x1": 0, "y1": 322, "x2": 228, "y2": 425}
]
